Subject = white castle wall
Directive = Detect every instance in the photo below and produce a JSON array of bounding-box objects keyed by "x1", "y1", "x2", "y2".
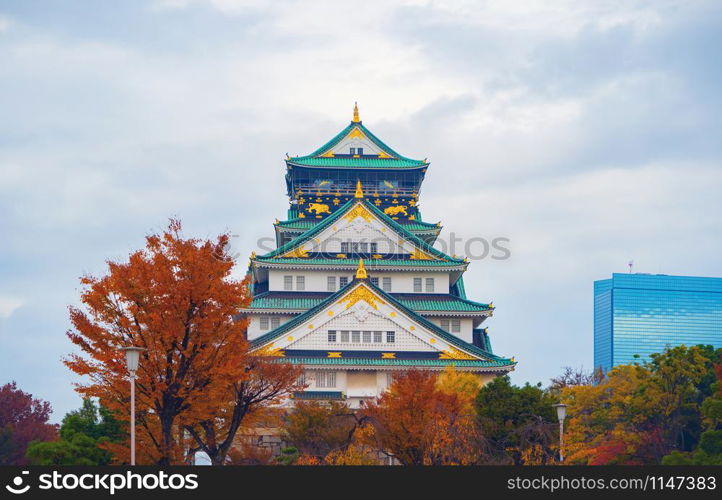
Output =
[
  {"x1": 268, "y1": 269, "x2": 450, "y2": 294},
  {"x1": 287, "y1": 309, "x2": 435, "y2": 351}
]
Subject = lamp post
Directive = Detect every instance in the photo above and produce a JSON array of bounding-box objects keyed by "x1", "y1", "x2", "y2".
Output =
[
  {"x1": 552, "y1": 403, "x2": 567, "y2": 463},
  {"x1": 120, "y1": 346, "x2": 145, "y2": 466}
]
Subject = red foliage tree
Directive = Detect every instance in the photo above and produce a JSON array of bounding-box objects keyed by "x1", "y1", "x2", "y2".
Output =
[
  {"x1": 360, "y1": 370, "x2": 484, "y2": 465},
  {"x1": 65, "y1": 220, "x2": 257, "y2": 464},
  {"x1": 0, "y1": 382, "x2": 57, "y2": 465}
]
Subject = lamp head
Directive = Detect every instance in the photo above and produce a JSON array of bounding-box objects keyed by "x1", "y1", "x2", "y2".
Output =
[
  {"x1": 120, "y1": 346, "x2": 146, "y2": 374},
  {"x1": 552, "y1": 403, "x2": 567, "y2": 423}
]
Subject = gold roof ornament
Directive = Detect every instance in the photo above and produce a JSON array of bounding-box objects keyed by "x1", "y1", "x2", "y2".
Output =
[
  {"x1": 356, "y1": 258, "x2": 367, "y2": 279},
  {"x1": 353, "y1": 101, "x2": 360, "y2": 123},
  {"x1": 354, "y1": 179, "x2": 364, "y2": 198}
]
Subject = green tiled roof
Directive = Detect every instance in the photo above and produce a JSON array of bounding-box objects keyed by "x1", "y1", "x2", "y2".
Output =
[
  {"x1": 401, "y1": 221, "x2": 441, "y2": 231},
  {"x1": 259, "y1": 198, "x2": 463, "y2": 264},
  {"x1": 254, "y1": 258, "x2": 466, "y2": 269},
  {"x1": 276, "y1": 219, "x2": 317, "y2": 230},
  {"x1": 280, "y1": 357, "x2": 513, "y2": 369},
  {"x1": 288, "y1": 121, "x2": 427, "y2": 169},
  {"x1": 250, "y1": 279, "x2": 507, "y2": 365},
  {"x1": 247, "y1": 292, "x2": 490, "y2": 313},
  {"x1": 289, "y1": 157, "x2": 425, "y2": 168}
]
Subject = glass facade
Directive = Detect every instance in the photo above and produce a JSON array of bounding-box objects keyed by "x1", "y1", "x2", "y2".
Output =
[{"x1": 594, "y1": 273, "x2": 722, "y2": 372}]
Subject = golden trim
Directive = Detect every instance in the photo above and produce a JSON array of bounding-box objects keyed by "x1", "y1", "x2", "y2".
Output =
[
  {"x1": 338, "y1": 284, "x2": 385, "y2": 310},
  {"x1": 381, "y1": 353, "x2": 396, "y2": 359},
  {"x1": 354, "y1": 180, "x2": 364, "y2": 198},
  {"x1": 353, "y1": 102, "x2": 360, "y2": 123},
  {"x1": 356, "y1": 258, "x2": 367, "y2": 279},
  {"x1": 328, "y1": 352, "x2": 342, "y2": 358},
  {"x1": 348, "y1": 127, "x2": 365, "y2": 139},
  {"x1": 384, "y1": 205, "x2": 408, "y2": 217},
  {"x1": 409, "y1": 248, "x2": 433, "y2": 260},
  {"x1": 253, "y1": 344, "x2": 285, "y2": 357},
  {"x1": 439, "y1": 347, "x2": 476, "y2": 360},
  {"x1": 281, "y1": 246, "x2": 309, "y2": 258},
  {"x1": 343, "y1": 203, "x2": 373, "y2": 223}
]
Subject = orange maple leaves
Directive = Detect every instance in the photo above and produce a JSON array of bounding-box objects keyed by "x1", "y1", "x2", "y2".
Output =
[{"x1": 64, "y1": 219, "x2": 255, "y2": 464}]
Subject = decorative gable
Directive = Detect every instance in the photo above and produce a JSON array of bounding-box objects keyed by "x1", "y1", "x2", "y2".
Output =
[
  {"x1": 251, "y1": 281, "x2": 478, "y2": 360},
  {"x1": 274, "y1": 200, "x2": 440, "y2": 260}
]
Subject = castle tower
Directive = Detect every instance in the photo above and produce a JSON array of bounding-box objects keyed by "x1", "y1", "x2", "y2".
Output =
[{"x1": 240, "y1": 105, "x2": 515, "y2": 407}]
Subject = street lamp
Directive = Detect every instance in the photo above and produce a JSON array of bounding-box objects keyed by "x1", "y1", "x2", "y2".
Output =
[
  {"x1": 120, "y1": 346, "x2": 146, "y2": 466},
  {"x1": 552, "y1": 403, "x2": 567, "y2": 463}
]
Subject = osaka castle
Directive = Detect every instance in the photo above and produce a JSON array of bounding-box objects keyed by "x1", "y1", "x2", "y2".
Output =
[{"x1": 240, "y1": 104, "x2": 515, "y2": 408}]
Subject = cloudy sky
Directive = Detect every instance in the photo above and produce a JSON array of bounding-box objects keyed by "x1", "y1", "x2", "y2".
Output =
[{"x1": 1, "y1": 0, "x2": 721, "y2": 421}]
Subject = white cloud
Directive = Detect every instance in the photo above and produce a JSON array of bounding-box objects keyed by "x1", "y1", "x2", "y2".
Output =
[{"x1": 0, "y1": 295, "x2": 23, "y2": 319}]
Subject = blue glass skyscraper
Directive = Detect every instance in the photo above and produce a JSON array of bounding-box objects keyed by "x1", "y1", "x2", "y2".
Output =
[{"x1": 594, "y1": 273, "x2": 722, "y2": 371}]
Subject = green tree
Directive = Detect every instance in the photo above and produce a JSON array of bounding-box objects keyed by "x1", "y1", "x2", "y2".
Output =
[
  {"x1": 662, "y1": 351, "x2": 722, "y2": 465},
  {"x1": 26, "y1": 399, "x2": 125, "y2": 465},
  {"x1": 563, "y1": 345, "x2": 720, "y2": 465},
  {"x1": 474, "y1": 376, "x2": 557, "y2": 464}
]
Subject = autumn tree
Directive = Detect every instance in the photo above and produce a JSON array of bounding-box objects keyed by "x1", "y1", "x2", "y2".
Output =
[
  {"x1": 562, "y1": 345, "x2": 720, "y2": 465},
  {"x1": 548, "y1": 366, "x2": 604, "y2": 397},
  {"x1": 436, "y1": 365, "x2": 482, "y2": 410},
  {"x1": 361, "y1": 370, "x2": 484, "y2": 465},
  {"x1": 184, "y1": 357, "x2": 302, "y2": 465},
  {"x1": 282, "y1": 401, "x2": 357, "y2": 459},
  {"x1": 474, "y1": 376, "x2": 558, "y2": 465},
  {"x1": 0, "y1": 382, "x2": 57, "y2": 465},
  {"x1": 65, "y1": 220, "x2": 269, "y2": 464}
]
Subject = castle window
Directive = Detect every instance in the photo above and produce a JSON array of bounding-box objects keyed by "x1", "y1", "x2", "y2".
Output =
[
  {"x1": 382, "y1": 277, "x2": 392, "y2": 292},
  {"x1": 440, "y1": 319, "x2": 450, "y2": 332},
  {"x1": 359, "y1": 242, "x2": 368, "y2": 253},
  {"x1": 370, "y1": 242, "x2": 378, "y2": 253},
  {"x1": 296, "y1": 276, "x2": 305, "y2": 291},
  {"x1": 328, "y1": 330, "x2": 337, "y2": 343},
  {"x1": 362, "y1": 331, "x2": 372, "y2": 343},
  {"x1": 271, "y1": 317, "x2": 280, "y2": 329},
  {"x1": 351, "y1": 330, "x2": 361, "y2": 343},
  {"x1": 339, "y1": 276, "x2": 349, "y2": 287},
  {"x1": 341, "y1": 242, "x2": 349, "y2": 253},
  {"x1": 413, "y1": 277, "x2": 422, "y2": 292},
  {"x1": 340, "y1": 330, "x2": 349, "y2": 343},
  {"x1": 425, "y1": 277, "x2": 435, "y2": 292},
  {"x1": 451, "y1": 319, "x2": 461, "y2": 333},
  {"x1": 386, "y1": 331, "x2": 395, "y2": 343},
  {"x1": 284, "y1": 275, "x2": 293, "y2": 291},
  {"x1": 260, "y1": 317, "x2": 269, "y2": 330},
  {"x1": 373, "y1": 331, "x2": 382, "y2": 343},
  {"x1": 357, "y1": 147, "x2": 363, "y2": 155},
  {"x1": 327, "y1": 276, "x2": 336, "y2": 292},
  {"x1": 317, "y1": 371, "x2": 336, "y2": 388},
  {"x1": 370, "y1": 277, "x2": 379, "y2": 287},
  {"x1": 350, "y1": 147, "x2": 356, "y2": 155}
]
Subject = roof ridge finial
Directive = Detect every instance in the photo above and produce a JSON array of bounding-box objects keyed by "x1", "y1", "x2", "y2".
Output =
[
  {"x1": 353, "y1": 101, "x2": 360, "y2": 123},
  {"x1": 354, "y1": 179, "x2": 364, "y2": 198},
  {"x1": 356, "y1": 258, "x2": 367, "y2": 279}
]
